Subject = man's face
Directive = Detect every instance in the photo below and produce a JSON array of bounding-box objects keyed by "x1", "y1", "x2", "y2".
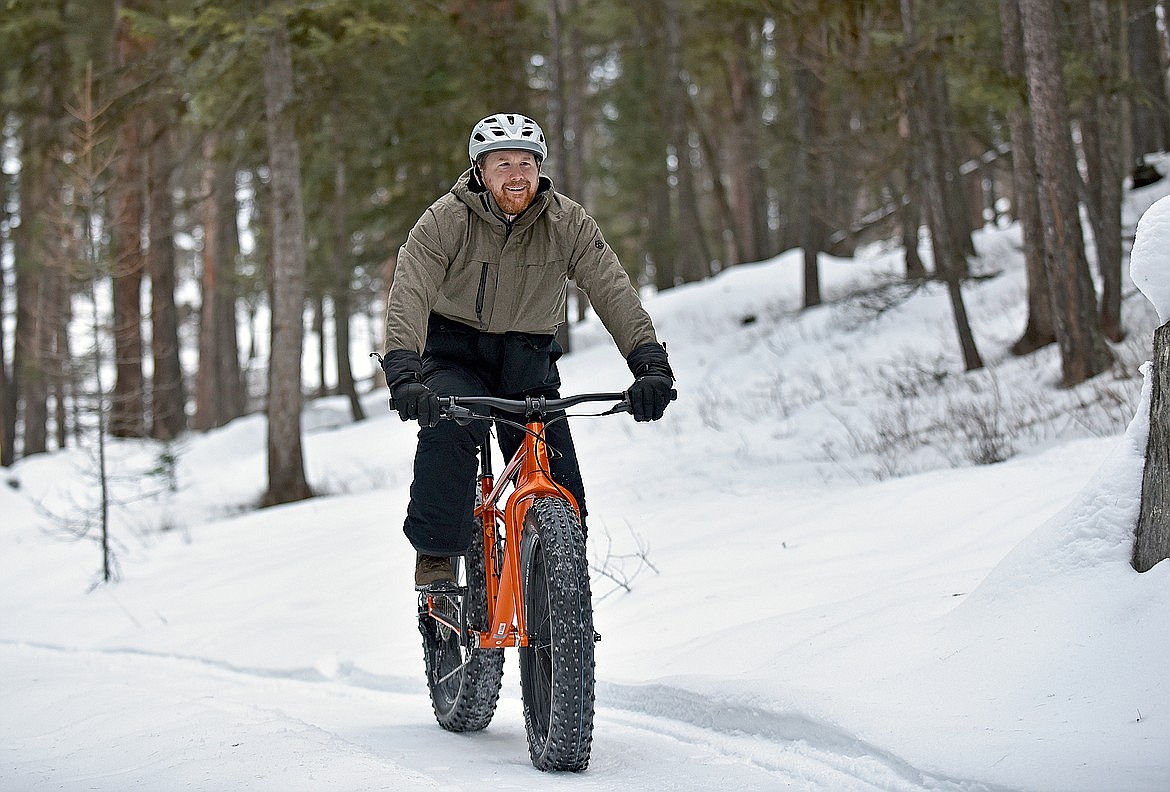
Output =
[{"x1": 480, "y1": 150, "x2": 539, "y2": 216}]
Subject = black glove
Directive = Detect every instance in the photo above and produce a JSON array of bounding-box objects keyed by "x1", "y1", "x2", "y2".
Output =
[
  {"x1": 628, "y1": 373, "x2": 672, "y2": 422},
  {"x1": 390, "y1": 380, "x2": 441, "y2": 428},
  {"x1": 626, "y1": 342, "x2": 675, "y2": 422}
]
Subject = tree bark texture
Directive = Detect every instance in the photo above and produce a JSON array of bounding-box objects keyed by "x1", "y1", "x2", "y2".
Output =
[
  {"x1": 1134, "y1": 322, "x2": 1170, "y2": 572},
  {"x1": 331, "y1": 148, "x2": 364, "y2": 423},
  {"x1": 1073, "y1": 0, "x2": 1125, "y2": 343},
  {"x1": 194, "y1": 135, "x2": 244, "y2": 431},
  {"x1": 547, "y1": 0, "x2": 589, "y2": 342},
  {"x1": 147, "y1": 119, "x2": 186, "y2": 440},
  {"x1": 665, "y1": 0, "x2": 709, "y2": 284},
  {"x1": 13, "y1": 33, "x2": 67, "y2": 458},
  {"x1": 792, "y1": 22, "x2": 826, "y2": 308},
  {"x1": 1018, "y1": 0, "x2": 1113, "y2": 386},
  {"x1": 1127, "y1": 0, "x2": 1170, "y2": 168},
  {"x1": 193, "y1": 138, "x2": 223, "y2": 432},
  {"x1": 726, "y1": 19, "x2": 771, "y2": 264},
  {"x1": 631, "y1": 5, "x2": 677, "y2": 291},
  {"x1": 998, "y1": 0, "x2": 1055, "y2": 356},
  {"x1": 899, "y1": 154, "x2": 927, "y2": 279},
  {"x1": 901, "y1": 0, "x2": 983, "y2": 372},
  {"x1": 109, "y1": 2, "x2": 147, "y2": 438},
  {"x1": 930, "y1": 72, "x2": 973, "y2": 272},
  {"x1": 0, "y1": 228, "x2": 12, "y2": 466},
  {"x1": 261, "y1": 18, "x2": 312, "y2": 506}
]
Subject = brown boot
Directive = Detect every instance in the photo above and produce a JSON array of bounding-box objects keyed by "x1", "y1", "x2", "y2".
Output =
[{"x1": 414, "y1": 553, "x2": 456, "y2": 590}]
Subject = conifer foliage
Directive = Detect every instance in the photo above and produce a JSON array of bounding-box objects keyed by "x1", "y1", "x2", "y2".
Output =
[{"x1": 1, "y1": 0, "x2": 1166, "y2": 507}]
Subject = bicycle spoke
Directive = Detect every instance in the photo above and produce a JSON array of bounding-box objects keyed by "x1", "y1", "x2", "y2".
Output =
[{"x1": 418, "y1": 510, "x2": 504, "y2": 733}]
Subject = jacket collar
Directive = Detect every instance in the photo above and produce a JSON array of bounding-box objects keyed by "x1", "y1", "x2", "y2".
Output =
[{"x1": 454, "y1": 168, "x2": 555, "y2": 232}]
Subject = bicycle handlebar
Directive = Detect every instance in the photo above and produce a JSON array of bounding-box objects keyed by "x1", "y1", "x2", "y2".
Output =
[{"x1": 389, "y1": 389, "x2": 677, "y2": 420}]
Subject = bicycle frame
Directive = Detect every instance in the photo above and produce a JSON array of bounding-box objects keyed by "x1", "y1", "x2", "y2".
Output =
[
  {"x1": 475, "y1": 417, "x2": 578, "y2": 650},
  {"x1": 422, "y1": 400, "x2": 592, "y2": 652}
]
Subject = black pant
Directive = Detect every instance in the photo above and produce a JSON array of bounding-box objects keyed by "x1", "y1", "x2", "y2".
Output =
[{"x1": 403, "y1": 316, "x2": 587, "y2": 557}]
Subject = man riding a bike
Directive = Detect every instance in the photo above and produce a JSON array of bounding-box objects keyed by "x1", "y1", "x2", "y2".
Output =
[{"x1": 381, "y1": 113, "x2": 675, "y2": 589}]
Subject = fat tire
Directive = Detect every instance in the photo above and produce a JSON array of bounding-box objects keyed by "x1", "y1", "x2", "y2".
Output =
[
  {"x1": 518, "y1": 496, "x2": 596, "y2": 772},
  {"x1": 419, "y1": 510, "x2": 504, "y2": 732}
]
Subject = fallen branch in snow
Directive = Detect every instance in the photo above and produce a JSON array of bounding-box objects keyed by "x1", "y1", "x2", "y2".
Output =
[{"x1": 590, "y1": 523, "x2": 659, "y2": 601}]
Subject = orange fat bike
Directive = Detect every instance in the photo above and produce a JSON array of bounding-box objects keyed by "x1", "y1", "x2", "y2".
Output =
[{"x1": 402, "y1": 390, "x2": 665, "y2": 772}]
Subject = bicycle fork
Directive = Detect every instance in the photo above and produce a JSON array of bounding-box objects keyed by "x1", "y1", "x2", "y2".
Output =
[{"x1": 421, "y1": 437, "x2": 530, "y2": 651}]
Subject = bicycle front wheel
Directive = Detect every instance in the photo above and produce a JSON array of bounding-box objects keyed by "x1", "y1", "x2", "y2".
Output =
[
  {"x1": 419, "y1": 513, "x2": 504, "y2": 732},
  {"x1": 518, "y1": 496, "x2": 596, "y2": 772}
]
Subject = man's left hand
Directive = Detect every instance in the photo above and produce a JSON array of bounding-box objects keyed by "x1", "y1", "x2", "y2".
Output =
[{"x1": 628, "y1": 374, "x2": 673, "y2": 422}]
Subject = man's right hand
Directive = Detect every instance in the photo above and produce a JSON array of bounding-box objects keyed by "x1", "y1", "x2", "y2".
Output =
[{"x1": 390, "y1": 381, "x2": 441, "y2": 427}]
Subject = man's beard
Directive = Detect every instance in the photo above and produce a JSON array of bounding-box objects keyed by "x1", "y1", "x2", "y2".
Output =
[{"x1": 491, "y1": 181, "x2": 537, "y2": 216}]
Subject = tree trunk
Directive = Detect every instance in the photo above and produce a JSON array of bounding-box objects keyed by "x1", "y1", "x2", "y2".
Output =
[
  {"x1": 12, "y1": 35, "x2": 65, "y2": 458},
  {"x1": 109, "y1": 2, "x2": 147, "y2": 438},
  {"x1": 313, "y1": 296, "x2": 326, "y2": 398},
  {"x1": 687, "y1": 98, "x2": 739, "y2": 269},
  {"x1": 901, "y1": 0, "x2": 983, "y2": 371},
  {"x1": 261, "y1": 16, "x2": 312, "y2": 506},
  {"x1": 547, "y1": 0, "x2": 581, "y2": 350},
  {"x1": 1080, "y1": 0, "x2": 1125, "y2": 343},
  {"x1": 666, "y1": 0, "x2": 709, "y2": 283},
  {"x1": 1127, "y1": 0, "x2": 1170, "y2": 173},
  {"x1": 726, "y1": 18, "x2": 771, "y2": 264},
  {"x1": 792, "y1": 24, "x2": 826, "y2": 308},
  {"x1": 1134, "y1": 322, "x2": 1170, "y2": 572},
  {"x1": 998, "y1": 0, "x2": 1056, "y2": 356},
  {"x1": 0, "y1": 90, "x2": 12, "y2": 461},
  {"x1": 0, "y1": 211, "x2": 12, "y2": 465},
  {"x1": 933, "y1": 69, "x2": 976, "y2": 260},
  {"x1": 1018, "y1": 0, "x2": 1114, "y2": 386},
  {"x1": 194, "y1": 133, "x2": 244, "y2": 431},
  {"x1": 632, "y1": 6, "x2": 677, "y2": 292},
  {"x1": 899, "y1": 159, "x2": 927, "y2": 279},
  {"x1": 147, "y1": 119, "x2": 186, "y2": 440},
  {"x1": 330, "y1": 149, "x2": 365, "y2": 422},
  {"x1": 48, "y1": 250, "x2": 71, "y2": 451}
]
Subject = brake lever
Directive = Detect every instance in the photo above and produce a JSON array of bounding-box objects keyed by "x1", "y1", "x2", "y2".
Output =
[
  {"x1": 444, "y1": 404, "x2": 476, "y2": 426},
  {"x1": 608, "y1": 388, "x2": 677, "y2": 416},
  {"x1": 605, "y1": 400, "x2": 632, "y2": 415}
]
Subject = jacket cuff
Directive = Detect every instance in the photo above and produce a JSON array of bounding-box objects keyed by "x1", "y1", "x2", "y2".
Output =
[
  {"x1": 382, "y1": 349, "x2": 423, "y2": 390},
  {"x1": 626, "y1": 342, "x2": 674, "y2": 381}
]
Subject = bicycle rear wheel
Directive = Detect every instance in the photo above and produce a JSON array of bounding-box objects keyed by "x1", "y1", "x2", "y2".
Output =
[
  {"x1": 518, "y1": 496, "x2": 595, "y2": 771},
  {"x1": 419, "y1": 513, "x2": 504, "y2": 731}
]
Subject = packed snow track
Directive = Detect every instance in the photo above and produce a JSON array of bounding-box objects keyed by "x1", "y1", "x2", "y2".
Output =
[{"x1": 3, "y1": 640, "x2": 1013, "y2": 791}]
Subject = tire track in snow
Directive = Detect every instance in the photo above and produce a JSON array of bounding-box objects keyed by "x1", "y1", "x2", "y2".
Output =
[
  {"x1": 4, "y1": 640, "x2": 1019, "y2": 791},
  {"x1": 596, "y1": 682, "x2": 1022, "y2": 792}
]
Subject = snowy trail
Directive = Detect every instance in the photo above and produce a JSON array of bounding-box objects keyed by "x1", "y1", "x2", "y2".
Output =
[
  {"x1": 2, "y1": 640, "x2": 1013, "y2": 792},
  {"x1": 7, "y1": 205, "x2": 1170, "y2": 791}
]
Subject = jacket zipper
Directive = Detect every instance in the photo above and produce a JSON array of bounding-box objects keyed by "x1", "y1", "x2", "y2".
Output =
[
  {"x1": 475, "y1": 261, "x2": 489, "y2": 323},
  {"x1": 474, "y1": 199, "x2": 514, "y2": 325}
]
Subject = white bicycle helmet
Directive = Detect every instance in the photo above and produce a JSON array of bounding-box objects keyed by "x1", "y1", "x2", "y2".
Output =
[{"x1": 468, "y1": 113, "x2": 547, "y2": 164}]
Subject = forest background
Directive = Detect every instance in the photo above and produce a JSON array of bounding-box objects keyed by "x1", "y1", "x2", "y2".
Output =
[{"x1": 2, "y1": 0, "x2": 1169, "y2": 509}]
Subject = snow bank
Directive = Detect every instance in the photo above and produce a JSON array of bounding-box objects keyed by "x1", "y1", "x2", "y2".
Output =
[{"x1": 1131, "y1": 195, "x2": 1170, "y2": 324}]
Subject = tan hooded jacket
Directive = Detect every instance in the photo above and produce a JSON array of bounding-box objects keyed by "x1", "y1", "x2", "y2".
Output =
[{"x1": 384, "y1": 169, "x2": 658, "y2": 359}]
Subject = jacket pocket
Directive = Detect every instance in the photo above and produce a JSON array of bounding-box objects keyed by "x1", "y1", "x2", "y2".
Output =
[{"x1": 507, "y1": 258, "x2": 567, "y2": 333}]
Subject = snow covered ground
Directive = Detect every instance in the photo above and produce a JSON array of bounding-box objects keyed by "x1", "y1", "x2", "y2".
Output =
[{"x1": 3, "y1": 172, "x2": 1170, "y2": 791}]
